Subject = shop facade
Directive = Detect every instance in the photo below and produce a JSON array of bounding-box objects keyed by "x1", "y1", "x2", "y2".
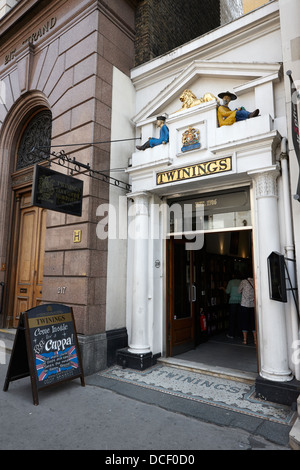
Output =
[
  {"x1": 1, "y1": 0, "x2": 299, "y2": 401},
  {"x1": 122, "y1": 0, "x2": 300, "y2": 403}
]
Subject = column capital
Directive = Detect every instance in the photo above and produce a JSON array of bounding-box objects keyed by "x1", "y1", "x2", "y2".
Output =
[
  {"x1": 128, "y1": 191, "x2": 151, "y2": 200},
  {"x1": 128, "y1": 191, "x2": 151, "y2": 217},
  {"x1": 248, "y1": 166, "x2": 280, "y2": 199}
]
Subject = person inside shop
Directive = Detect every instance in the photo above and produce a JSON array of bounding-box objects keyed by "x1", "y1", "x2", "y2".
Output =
[
  {"x1": 217, "y1": 91, "x2": 260, "y2": 127},
  {"x1": 220, "y1": 271, "x2": 242, "y2": 339},
  {"x1": 136, "y1": 116, "x2": 169, "y2": 151},
  {"x1": 238, "y1": 273, "x2": 256, "y2": 345}
]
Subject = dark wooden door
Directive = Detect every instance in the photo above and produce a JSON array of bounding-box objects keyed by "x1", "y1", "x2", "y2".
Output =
[{"x1": 167, "y1": 238, "x2": 196, "y2": 356}]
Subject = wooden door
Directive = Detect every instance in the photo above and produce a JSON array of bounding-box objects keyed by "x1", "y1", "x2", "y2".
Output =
[
  {"x1": 12, "y1": 191, "x2": 46, "y2": 327},
  {"x1": 167, "y1": 238, "x2": 196, "y2": 356}
]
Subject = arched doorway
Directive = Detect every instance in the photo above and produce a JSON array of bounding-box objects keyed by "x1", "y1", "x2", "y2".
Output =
[{"x1": 6, "y1": 108, "x2": 52, "y2": 327}]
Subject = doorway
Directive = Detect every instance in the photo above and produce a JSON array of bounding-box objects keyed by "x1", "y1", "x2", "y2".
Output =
[
  {"x1": 167, "y1": 239, "x2": 196, "y2": 356},
  {"x1": 9, "y1": 189, "x2": 46, "y2": 327},
  {"x1": 3, "y1": 108, "x2": 52, "y2": 328},
  {"x1": 167, "y1": 230, "x2": 257, "y2": 373}
]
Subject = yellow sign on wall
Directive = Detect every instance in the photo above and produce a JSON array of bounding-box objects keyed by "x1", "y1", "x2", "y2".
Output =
[
  {"x1": 156, "y1": 157, "x2": 232, "y2": 186},
  {"x1": 73, "y1": 230, "x2": 82, "y2": 243}
]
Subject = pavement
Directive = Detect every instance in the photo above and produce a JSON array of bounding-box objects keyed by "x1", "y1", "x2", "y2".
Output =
[{"x1": 0, "y1": 338, "x2": 296, "y2": 452}]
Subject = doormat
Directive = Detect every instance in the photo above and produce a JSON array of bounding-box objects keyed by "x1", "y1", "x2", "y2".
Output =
[{"x1": 99, "y1": 365, "x2": 295, "y2": 425}]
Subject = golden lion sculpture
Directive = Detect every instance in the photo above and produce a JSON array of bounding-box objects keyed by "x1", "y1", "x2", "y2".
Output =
[{"x1": 176, "y1": 89, "x2": 219, "y2": 112}]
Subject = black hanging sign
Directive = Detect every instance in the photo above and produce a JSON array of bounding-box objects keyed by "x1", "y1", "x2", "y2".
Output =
[
  {"x1": 3, "y1": 304, "x2": 85, "y2": 405},
  {"x1": 267, "y1": 252, "x2": 287, "y2": 303},
  {"x1": 32, "y1": 164, "x2": 83, "y2": 216},
  {"x1": 287, "y1": 71, "x2": 300, "y2": 201}
]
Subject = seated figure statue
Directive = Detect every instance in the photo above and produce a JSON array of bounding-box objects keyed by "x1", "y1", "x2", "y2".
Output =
[
  {"x1": 217, "y1": 91, "x2": 259, "y2": 127},
  {"x1": 136, "y1": 116, "x2": 169, "y2": 151}
]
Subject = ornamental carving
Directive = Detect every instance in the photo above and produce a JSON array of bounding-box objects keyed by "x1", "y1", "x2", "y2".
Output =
[
  {"x1": 181, "y1": 126, "x2": 200, "y2": 152},
  {"x1": 254, "y1": 171, "x2": 279, "y2": 199},
  {"x1": 16, "y1": 110, "x2": 52, "y2": 170},
  {"x1": 175, "y1": 89, "x2": 219, "y2": 113}
]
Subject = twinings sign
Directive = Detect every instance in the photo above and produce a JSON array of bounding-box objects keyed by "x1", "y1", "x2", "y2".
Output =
[{"x1": 156, "y1": 157, "x2": 232, "y2": 185}]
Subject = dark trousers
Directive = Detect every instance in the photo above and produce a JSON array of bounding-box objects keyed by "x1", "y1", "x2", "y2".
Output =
[
  {"x1": 241, "y1": 306, "x2": 255, "y2": 332},
  {"x1": 228, "y1": 303, "x2": 241, "y2": 337}
]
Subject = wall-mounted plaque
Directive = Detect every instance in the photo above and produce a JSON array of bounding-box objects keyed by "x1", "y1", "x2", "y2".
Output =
[{"x1": 181, "y1": 126, "x2": 201, "y2": 152}]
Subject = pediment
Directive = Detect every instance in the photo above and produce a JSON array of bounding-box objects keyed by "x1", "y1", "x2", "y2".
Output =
[{"x1": 132, "y1": 60, "x2": 282, "y2": 124}]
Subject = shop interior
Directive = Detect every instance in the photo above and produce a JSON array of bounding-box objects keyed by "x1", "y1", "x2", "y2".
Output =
[{"x1": 171, "y1": 229, "x2": 258, "y2": 375}]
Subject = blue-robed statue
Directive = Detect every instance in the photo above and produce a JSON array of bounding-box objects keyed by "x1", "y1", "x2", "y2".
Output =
[{"x1": 136, "y1": 116, "x2": 169, "y2": 151}]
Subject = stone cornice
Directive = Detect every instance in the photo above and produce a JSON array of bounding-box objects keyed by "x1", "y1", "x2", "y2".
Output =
[
  {"x1": 210, "y1": 129, "x2": 281, "y2": 155},
  {"x1": 0, "y1": 0, "x2": 97, "y2": 76},
  {"x1": 0, "y1": 0, "x2": 61, "y2": 42},
  {"x1": 97, "y1": 0, "x2": 135, "y2": 41},
  {"x1": 0, "y1": 0, "x2": 40, "y2": 35}
]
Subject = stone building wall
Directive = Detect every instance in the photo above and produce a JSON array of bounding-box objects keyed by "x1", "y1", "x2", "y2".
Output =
[{"x1": 0, "y1": 0, "x2": 136, "y2": 373}]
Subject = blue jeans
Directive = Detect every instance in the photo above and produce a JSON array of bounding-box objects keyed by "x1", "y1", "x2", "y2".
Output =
[{"x1": 236, "y1": 109, "x2": 250, "y2": 121}]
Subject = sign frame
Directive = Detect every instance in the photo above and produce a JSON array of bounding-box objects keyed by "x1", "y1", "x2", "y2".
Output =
[
  {"x1": 156, "y1": 157, "x2": 232, "y2": 186},
  {"x1": 267, "y1": 252, "x2": 287, "y2": 303},
  {"x1": 3, "y1": 304, "x2": 85, "y2": 405},
  {"x1": 31, "y1": 164, "x2": 83, "y2": 217}
]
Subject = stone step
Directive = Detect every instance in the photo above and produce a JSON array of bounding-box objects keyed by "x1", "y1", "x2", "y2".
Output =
[
  {"x1": 289, "y1": 417, "x2": 300, "y2": 450},
  {"x1": 0, "y1": 329, "x2": 16, "y2": 353},
  {"x1": 288, "y1": 387, "x2": 300, "y2": 449},
  {"x1": 158, "y1": 356, "x2": 257, "y2": 385}
]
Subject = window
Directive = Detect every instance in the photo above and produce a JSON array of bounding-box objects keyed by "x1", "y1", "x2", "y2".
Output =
[
  {"x1": 168, "y1": 187, "x2": 251, "y2": 235},
  {"x1": 16, "y1": 109, "x2": 52, "y2": 171}
]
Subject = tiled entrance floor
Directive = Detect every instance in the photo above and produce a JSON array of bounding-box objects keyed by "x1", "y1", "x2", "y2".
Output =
[
  {"x1": 175, "y1": 335, "x2": 258, "y2": 374},
  {"x1": 99, "y1": 364, "x2": 295, "y2": 425}
]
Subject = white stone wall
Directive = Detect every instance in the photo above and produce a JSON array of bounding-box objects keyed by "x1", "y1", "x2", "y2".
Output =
[
  {"x1": 106, "y1": 67, "x2": 136, "y2": 331},
  {"x1": 220, "y1": 0, "x2": 243, "y2": 25}
]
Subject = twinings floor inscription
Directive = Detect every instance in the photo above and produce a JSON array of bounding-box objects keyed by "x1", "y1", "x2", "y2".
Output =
[{"x1": 99, "y1": 365, "x2": 295, "y2": 425}]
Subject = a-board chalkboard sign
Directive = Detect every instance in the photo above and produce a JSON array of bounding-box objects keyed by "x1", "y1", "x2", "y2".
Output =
[
  {"x1": 32, "y1": 164, "x2": 83, "y2": 217},
  {"x1": 3, "y1": 304, "x2": 85, "y2": 405}
]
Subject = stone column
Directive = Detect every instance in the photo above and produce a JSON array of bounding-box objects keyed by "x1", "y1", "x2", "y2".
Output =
[
  {"x1": 128, "y1": 192, "x2": 150, "y2": 355},
  {"x1": 251, "y1": 168, "x2": 293, "y2": 382}
]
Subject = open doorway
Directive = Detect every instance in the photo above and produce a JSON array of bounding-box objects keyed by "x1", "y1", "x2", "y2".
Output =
[{"x1": 167, "y1": 229, "x2": 257, "y2": 374}]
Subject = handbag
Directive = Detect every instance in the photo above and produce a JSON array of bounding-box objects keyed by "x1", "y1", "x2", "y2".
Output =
[{"x1": 247, "y1": 279, "x2": 254, "y2": 301}]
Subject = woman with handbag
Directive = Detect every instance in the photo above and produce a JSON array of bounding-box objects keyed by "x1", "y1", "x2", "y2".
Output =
[{"x1": 238, "y1": 274, "x2": 256, "y2": 345}]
